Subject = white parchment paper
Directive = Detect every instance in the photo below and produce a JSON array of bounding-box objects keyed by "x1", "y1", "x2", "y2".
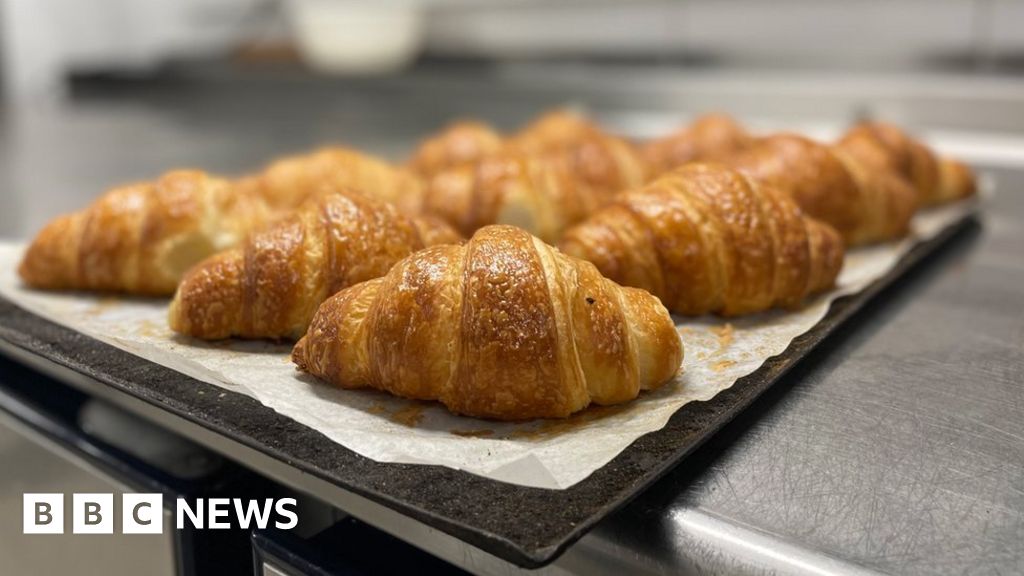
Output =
[{"x1": 0, "y1": 199, "x2": 976, "y2": 489}]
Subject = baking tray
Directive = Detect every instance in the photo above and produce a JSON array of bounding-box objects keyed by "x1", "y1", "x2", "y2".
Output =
[{"x1": 0, "y1": 212, "x2": 976, "y2": 568}]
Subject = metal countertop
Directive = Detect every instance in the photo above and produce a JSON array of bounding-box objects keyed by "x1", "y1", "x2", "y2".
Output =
[{"x1": 0, "y1": 65, "x2": 1021, "y2": 575}]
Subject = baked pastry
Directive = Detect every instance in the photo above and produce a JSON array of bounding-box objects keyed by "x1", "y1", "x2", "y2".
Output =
[
  {"x1": 509, "y1": 109, "x2": 606, "y2": 152},
  {"x1": 510, "y1": 110, "x2": 649, "y2": 190},
  {"x1": 643, "y1": 114, "x2": 754, "y2": 174},
  {"x1": 417, "y1": 143, "x2": 645, "y2": 244},
  {"x1": 836, "y1": 122, "x2": 976, "y2": 205},
  {"x1": 407, "y1": 120, "x2": 504, "y2": 177},
  {"x1": 416, "y1": 112, "x2": 648, "y2": 243},
  {"x1": 407, "y1": 110, "x2": 605, "y2": 176},
  {"x1": 560, "y1": 163, "x2": 844, "y2": 316},
  {"x1": 728, "y1": 134, "x2": 918, "y2": 244},
  {"x1": 168, "y1": 188, "x2": 460, "y2": 340},
  {"x1": 292, "y1": 225, "x2": 683, "y2": 420},
  {"x1": 19, "y1": 170, "x2": 273, "y2": 296},
  {"x1": 237, "y1": 147, "x2": 424, "y2": 212},
  {"x1": 937, "y1": 157, "x2": 977, "y2": 204},
  {"x1": 406, "y1": 111, "x2": 645, "y2": 242}
]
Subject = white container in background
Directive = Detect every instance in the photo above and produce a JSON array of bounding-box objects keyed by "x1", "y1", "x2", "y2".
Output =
[{"x1": 286, "y1": 0, "x2": 424, "y2": 75}]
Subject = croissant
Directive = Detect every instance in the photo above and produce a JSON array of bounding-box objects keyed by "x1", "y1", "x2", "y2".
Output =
[
  {"x1": 643, "y1": 114, "x2": 754, "y2": 174},
  {"x1": 407, "y1": 110, "x2": 618, "y2": 177},
  {"x1": 727, "y1": 134, "x2": 918, "y2": 245},
  {"x1": 417, "y1": 143, "x2": 643, "y2": 245},
  {"x1": 19, "y1": 170, "x2": 274, "y2": 296},
  {"x1": 835, "y1": 122, "x2": 976, "y2": 205},
  {"x1": 560, "y1": 163, "x2": 844, "y2": 316},
  {"x1": 937, "y1": 157, "x2": 977, "y2": 204},
  {"x1": 292, "y1": 225, "x2": 683, "y2": 420},
  {"x1": 407, "y1": 120, "x2": 505, "y2": 177},
  {"x1": 168, "y1": 188, "x2": 460, "y2": 341},
  {"x1": 237, "y1": 147, "x2": 424, "y2": 212},
  {"x1": 509, "y1": 110, "x2": 650, "y2": 191},
  {"x1": 416, "y1": 114, "x2": 648, "y2": 243},
  {"x1": 509, "y1": 109, "x2": 606, "y2": 153}
]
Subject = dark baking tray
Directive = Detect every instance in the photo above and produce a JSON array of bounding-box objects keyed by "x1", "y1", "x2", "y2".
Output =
[{"x1": 0, "y1": 211, "x2": 976, "y2": 568}]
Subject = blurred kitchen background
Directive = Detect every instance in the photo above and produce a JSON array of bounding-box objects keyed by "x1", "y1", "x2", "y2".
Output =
[{"x1": 1, "y1": 0, "x2": 1023, "y2": 238}]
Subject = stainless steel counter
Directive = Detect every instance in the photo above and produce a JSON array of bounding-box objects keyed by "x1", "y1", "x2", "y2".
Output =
[{"x1": 1, "y1": 64, "x2": 1022, "y2": 574}]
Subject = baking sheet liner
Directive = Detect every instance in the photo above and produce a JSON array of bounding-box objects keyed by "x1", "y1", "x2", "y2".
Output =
[{"x1": 0, "y1": 198, "x2": 975, "y2": 489}]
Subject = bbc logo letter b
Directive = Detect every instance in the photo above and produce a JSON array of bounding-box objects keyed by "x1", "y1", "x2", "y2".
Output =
[
  {"x1": 73, "y1": 493, "x2": 113, "y2": 534},
  {"x1": 24, "y1": 494, "x2": 63, "y2": 534}
]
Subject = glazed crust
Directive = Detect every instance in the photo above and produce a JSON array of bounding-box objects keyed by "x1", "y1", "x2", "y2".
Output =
[
  {"x1": 420, "y1": 142, "x2": 647, "y2": 243},
  {"x1": 509, "y1": 110, "x2": 650, "y2": 196},
  {"x1": 937, "y1": 157, "x2": 977, "y2": 204},
  {"x1": 407, "y1": 120, "x2": 505, "y2": 177},
  {"x1": 560, "y1": 163, "x2": 845, "y2": 316},
  {"x1": 509, "y1": 109, "x2": 609, "y2": 153},
  {"x1": 237, "y1": 147, "x2": 424, "y2": 213},
  {"x1": 18, "y1": 170, "x2": 273, "y2": 296},
  {"x1": 836, "y1": 122, "x2": 976, "y2": 205},
  {"x1": 414, "y1": 110, "x2": 649, "y2": 244},
  {"x1": 292, "y1": 225, "x2": 683, "y2": 420},
  {"x1": 729, "y1": 134, "x2": 918, "y2": 245},
  {"x1": 168, "y1": 189, "x2": 461, "y2": 341},
  {"x1": 643, "y1": 114, "x2": 754, "y2": 174}
]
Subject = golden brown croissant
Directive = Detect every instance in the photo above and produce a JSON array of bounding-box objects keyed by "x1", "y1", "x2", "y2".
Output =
[
  {"x1": 509, "y1": 110, "x2": 650, "y2": 189},
  {"x1": 407, "y1": 120, "x2": 504, "y2": 177},
  {"x1": 407, "y1": 110, "x2": 601, "y2": 178},
  {"x1": 560, "y1": 163, "x2": 844, "y2": 316},
  {"x1": 643, "y1": 114, "x2": 754, "y2": 174},
  {"x1": 237, "y1": 147, "x2": 424, "y2": 212},
  {"x1": 509, "y1": 109, "x2": 606, "y2": 152},
  {"x1": 417, "y1": 143, "x2": 645, "y2": 245},
  {"x1": 835, "y1": 122, "x2": 976, "y2": 205},
  {"x1": 727, "y1": 134, "x2": 918, "y2": 245},
  {"x1": 292, "y1": 225, "x2": 683, "y2": 420},
  {"x1": 19, "y1": 170, "x2": 274, "y2": 296},
  {"x1": 168, "y1": 188, "x2": 461, "y2": 341},
  {"x1": 937, "y1": 157, "x2": 977, "y2": 203},
  {"x1": 416, "y1": 113, "x2": 648, "y2": 244}
]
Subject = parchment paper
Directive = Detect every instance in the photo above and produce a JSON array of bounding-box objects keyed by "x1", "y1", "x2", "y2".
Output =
[{"x1": 0, "y1": 199, "x2": 976, "y2": 489}]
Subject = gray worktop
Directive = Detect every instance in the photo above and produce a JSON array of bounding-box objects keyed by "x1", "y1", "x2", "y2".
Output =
[{"x1": 1, "y1": 63, "x2": 1022, "y2": 575}]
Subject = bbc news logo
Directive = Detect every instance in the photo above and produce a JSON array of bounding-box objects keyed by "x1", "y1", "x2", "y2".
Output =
[{"x1": 24, "y1": 493, "x2": 297, "y2": 534}]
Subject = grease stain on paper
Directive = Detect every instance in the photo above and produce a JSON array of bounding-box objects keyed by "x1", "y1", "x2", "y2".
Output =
[
  {"x1": 711, "y1": 359, "x2": 735, "y2": 373},
  {"x1": 390, "y1": 404, "x2": 425, "y2": 427},
  {"x1": 451, "y1": 429, "x2": 494, "y2": 438},
  {"x1": 711, "y1": 323, "x2": 734, "y2": 352}
]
